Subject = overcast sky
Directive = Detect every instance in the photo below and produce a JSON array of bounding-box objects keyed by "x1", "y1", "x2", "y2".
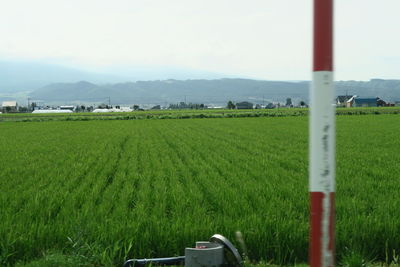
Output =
[{"x1": 1, "y1": 0, "x2": 399, "y2": 81}]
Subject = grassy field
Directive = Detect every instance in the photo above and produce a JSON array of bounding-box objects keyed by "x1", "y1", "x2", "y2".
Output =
[{"x1": 1, "y1": 114, "x2": 400, "y2": 266}]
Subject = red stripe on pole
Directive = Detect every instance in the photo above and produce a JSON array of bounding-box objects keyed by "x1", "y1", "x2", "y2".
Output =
[
  {"x1": 313, "y1": 0, "x2": 333, "y2": 71},
  {"x1": 310, "y1": 192, "x2": 323, "y2": 267},
  {"x1": 328, "y1": 193, "x2": 335, "y2": 263},
  {"x1": 310, "y1": 192, "x2": 335, "y2": 267}
]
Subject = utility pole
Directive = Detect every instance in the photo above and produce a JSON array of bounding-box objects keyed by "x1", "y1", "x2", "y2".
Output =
[{"x1": 309, "y1": 1, "x2": 335, "y2": 267}]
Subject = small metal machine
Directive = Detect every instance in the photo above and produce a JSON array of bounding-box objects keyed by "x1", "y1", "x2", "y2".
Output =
[{"x1": 123, "y1": 234, "x2": 243, "y2": 267}]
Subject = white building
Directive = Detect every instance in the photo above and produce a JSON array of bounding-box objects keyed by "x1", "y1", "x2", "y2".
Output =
[{"x1": 1, "y1": 101, "x2": 18, "y2": 112}]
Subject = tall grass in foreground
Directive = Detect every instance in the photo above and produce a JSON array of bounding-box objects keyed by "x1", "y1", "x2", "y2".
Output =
[{"x1": 0, "y1": 115, "x2": 399, "y2": 266}]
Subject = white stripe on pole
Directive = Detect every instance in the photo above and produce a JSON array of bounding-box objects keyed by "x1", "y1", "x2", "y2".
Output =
[
  {"x1": 309, "y1": 71, "x2": 335, "y2": 267},
  {"x1": 310, "y1": 71, "x2": 335, "y2": 193}
]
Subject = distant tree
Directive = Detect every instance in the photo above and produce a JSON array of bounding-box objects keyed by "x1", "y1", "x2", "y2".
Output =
[
  {"x1": 133, "y1": 105, "x2": 139, "y2": 110},
  {"x1": 300, "y1": 101, "x2": 306, "y2": 107},
  {"x1": 5, "y1": 106, "x2": 11, "y2": 113},
  {"x1": 19, "y1": 106, "x2": 28, "y2": 112},
  {"x1": 179, "y1": 102, "x2": 187, "y2": 109},
  {"x1": 286, "y1": 98, "x2": 292, "y2": 107},
  {"x1": 227, "y1": 101, "x2": 236, "y2": 109},
  {"x1": 266, "y1": 103, "x2": 275, "y2": 109},
  {"x1": 81, "y1": 105, "x2": 86, "y2": 111}
]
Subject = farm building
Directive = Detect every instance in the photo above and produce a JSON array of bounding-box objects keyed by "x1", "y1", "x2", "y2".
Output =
[
  {"x1": 1, "y1": 101, "x2": 18, "y2": 113},
  {"x1": 354, "y1": 98, "x2": 378, "y2": 107},
  {"x1": 32, "y1": 109, "x2": 73, "y2": 114},
  {"x1": 346, "y1": 96, "x2": 378, "y2": 107},
  {"x1": 236, "y1": 101, "x2": 254, "y2": 109},
  {"x1": 93, "y1": 108, "x2": 110, "y2": 113},
  {"x1": 59, "y1": 105, "x2": 75, "y2": 111}
]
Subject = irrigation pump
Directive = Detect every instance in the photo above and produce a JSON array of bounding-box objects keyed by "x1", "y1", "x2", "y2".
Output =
[{"x1": 123, "y1": 234, "x2": 243, "y2": 267}]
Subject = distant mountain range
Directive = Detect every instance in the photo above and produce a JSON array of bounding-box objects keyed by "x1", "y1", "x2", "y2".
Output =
[
  {"x1": 29, "y1": 78, "x2": 400, "y2": 106},
  {"x1": 1, "y1": 60, "x2": 400, "y2": 106},
  {"x1": 0, "y1": 60, "x2": 229, "y2": 93}
]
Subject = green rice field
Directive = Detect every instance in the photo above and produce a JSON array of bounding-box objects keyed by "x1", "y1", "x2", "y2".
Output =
[{"x1": 1, "y1": 113, "x2": 400, "y2": 266}]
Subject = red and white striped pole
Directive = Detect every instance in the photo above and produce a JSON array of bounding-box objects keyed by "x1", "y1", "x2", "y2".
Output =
[{"x1": 309, "y1": 0, "x2": 335, "y2": 267}]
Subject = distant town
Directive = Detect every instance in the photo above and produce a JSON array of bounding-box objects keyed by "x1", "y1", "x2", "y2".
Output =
[{"x1": 1, "y1": 95, "x2": 400, "y2": 114}]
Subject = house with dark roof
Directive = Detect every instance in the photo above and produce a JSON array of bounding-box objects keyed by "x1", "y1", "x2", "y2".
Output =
[
  {"x1": 336, "y1": 95, "x2": 352, "y2": 107},
  {"x1": 377, "y1": 98, "x2": 387, "y2": 107}
]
